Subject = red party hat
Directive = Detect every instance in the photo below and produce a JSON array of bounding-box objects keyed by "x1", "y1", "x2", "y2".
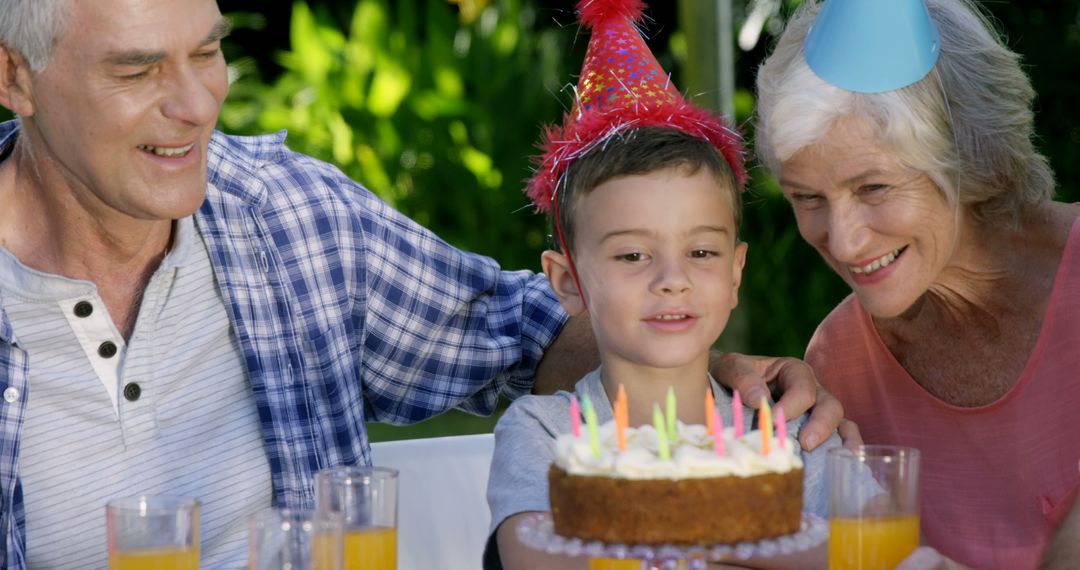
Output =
[{"x1": 526, "y1": 0, "x2": 747, "y2": 212}]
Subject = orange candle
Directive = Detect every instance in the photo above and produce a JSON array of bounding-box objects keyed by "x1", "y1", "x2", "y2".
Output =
[
  {"x1": 705, "y1": 390, "x2": 716, "y2": 435},
  {"x1": 615, "y1": 385, "x2": 628, "y2": 451}
]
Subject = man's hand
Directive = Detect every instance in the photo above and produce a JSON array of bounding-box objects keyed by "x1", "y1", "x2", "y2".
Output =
[{"x1": 710, "y1": 352, "x2": 862, "y2": 451}]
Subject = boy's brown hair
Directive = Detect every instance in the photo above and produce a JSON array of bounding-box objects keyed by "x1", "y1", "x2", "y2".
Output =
[{"x1": 551, "y1": 126, "x2": 742, "y2": 254}]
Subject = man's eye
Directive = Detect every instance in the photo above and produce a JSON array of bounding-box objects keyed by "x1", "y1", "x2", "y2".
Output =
[{"x1": 119, "y1": 71, "x2": 149, "y2": 81}]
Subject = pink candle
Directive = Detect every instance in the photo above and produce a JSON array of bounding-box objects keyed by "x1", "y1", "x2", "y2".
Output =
[
  {"x1": 776, "y1": 407, "x2": 787, "y2": 449},
  {"x1": 570, "y1": 395, "x2": 581, "y2": 438},
  {"x1": 711, "y1": 406, "x2": 726, "y2": 457},
  {"x1": 733, "y1": 390, "x2": 743, "y2": 438}
]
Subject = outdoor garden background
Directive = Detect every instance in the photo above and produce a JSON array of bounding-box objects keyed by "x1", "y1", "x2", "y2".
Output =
[{"x1": 6, "y1": 1, "x2": 1076, "y2": 440}]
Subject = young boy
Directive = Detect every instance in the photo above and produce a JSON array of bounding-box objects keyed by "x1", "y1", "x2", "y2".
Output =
[{"x1": 483, "y1": 2, "x2": 840, "y2": 569}]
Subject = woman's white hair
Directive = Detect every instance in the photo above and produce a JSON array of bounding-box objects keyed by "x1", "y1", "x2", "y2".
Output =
[
  {"x1": 0, "y1": 0, "x2": 69, "y2": 72},
  {"x1": 755, "y1": 0, "x2": 1055, "y2": 225}
]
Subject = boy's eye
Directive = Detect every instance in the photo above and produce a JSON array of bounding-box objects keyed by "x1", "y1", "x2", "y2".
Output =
[
  {"x1": 690, "y1": 249, "x2": 718, "y2": 259},
  {"x1": 790, "y1": 192, "x2": 820, "y2": 203},
  {"x1": 615, "y1": 252, "x2": 645, "y2": 262}
]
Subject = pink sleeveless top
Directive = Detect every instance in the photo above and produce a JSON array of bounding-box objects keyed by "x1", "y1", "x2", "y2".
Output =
[{"x1": 806, "y1": 217, "x2": 1080, "y2": 570}]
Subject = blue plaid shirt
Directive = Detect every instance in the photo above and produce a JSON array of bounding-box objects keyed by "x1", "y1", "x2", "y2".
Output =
[{"x1": 0, "y1": 121, "x2": 567, "y2": 567}]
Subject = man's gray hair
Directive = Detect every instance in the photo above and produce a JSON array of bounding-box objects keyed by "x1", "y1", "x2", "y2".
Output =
[
  {"x1": 755, "y1": 0, "x2": 1055, "y2": 226},
  {"x1": 0, "y1": 0, "x2": 69, "y2": 71}
]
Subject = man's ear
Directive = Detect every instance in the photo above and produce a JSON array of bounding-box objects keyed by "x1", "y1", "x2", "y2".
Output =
[
  {"x1": 729, "y1": 241, "x2": 749, "y2": 309},
  {"x1": 541, "y1": 249, "x2": 587, "y2": 317},
  {"x1": 0, "y1": 44, "x2": 36, "y2": 117}
]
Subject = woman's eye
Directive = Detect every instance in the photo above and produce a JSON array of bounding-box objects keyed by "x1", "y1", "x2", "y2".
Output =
[{"x1": 859, "y1": 184, "x2": 888, "y2": 194}]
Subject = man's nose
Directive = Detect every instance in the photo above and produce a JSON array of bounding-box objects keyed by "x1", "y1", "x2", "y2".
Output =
[{"x1": 161, "y1": 66, "x2": 221, "y2": 126}]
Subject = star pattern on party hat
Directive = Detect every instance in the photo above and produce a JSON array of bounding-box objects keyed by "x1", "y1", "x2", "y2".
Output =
[{"x1": 526, "y1": 0, "x2": 747, "y2": 213}]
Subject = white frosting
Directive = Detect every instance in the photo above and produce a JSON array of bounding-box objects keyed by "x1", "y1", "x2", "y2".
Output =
[{"x1": 554, "y1": 420, "x2": 803, "y2": 479}]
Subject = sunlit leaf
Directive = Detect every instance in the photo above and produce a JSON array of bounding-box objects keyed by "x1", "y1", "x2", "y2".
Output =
[{"x1": 368, "y1": 64, "x2": 411, "y2": 117}]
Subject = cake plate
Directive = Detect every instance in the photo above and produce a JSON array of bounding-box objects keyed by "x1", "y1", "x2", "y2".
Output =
[{"x1": 516, "y1": 512, "x2": 828, "y2": 570}]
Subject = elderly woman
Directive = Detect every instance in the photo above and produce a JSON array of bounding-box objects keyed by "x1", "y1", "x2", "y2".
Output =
[{"x1": 755, "y1": 0, "x2": 1080, "y2": 568}]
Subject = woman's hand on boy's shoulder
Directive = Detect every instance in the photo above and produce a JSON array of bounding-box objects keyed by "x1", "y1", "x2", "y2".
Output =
[{"x1": 709, "y1": 352, "x2": 862, "y2": 451}]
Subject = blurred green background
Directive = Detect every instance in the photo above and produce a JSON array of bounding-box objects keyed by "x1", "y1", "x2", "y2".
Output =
[
  {"x1": 209, "y1": 0, "x2": 1080, "y2": 440},
  {"x1": 6, "y1": 1, "x2": 1076, "y2": 439}
]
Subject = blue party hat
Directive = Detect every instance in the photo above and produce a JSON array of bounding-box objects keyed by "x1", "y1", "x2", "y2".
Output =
[{"x1": 803, "y1": 0, "x2": 940, "y2": 93}]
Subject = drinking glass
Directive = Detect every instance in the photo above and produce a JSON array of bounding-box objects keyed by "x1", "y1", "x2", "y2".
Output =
[
  {"x1": 828, "y1": 445, "x2": 921, "y2": 570},
  {"x1": 315, "y1": 466, "x2": 398, "y2": 570},
  {"x1": 247, "y1": 507, "x2": 344, "y2": 570},
  {"x1": 106, "y1": 495, "x2": 200, "y2": 570},
  {"x1": 588, "y1": 559, "x2": 643, "y2": 569}
]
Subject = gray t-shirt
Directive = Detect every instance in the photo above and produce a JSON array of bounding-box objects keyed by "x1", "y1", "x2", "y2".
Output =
[{"x1": 483, "y1": 367, "x2": 840, "y2": 568}]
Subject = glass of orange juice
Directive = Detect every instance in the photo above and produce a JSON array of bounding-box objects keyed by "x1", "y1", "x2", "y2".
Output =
[
  {"x1": 315, "y1": 466, "x2": 398, "y2": 570},
  {"x1": 247, "y1": 507, "x2": 344, "y2": 570},
  {"x1": 828, "y1": 445, "x2": 921, "y2": 570},
  {"x1": 587, "y1": 558, "x2": 643, "y2": 569},
  {"x1": 106, "y1": 495, "x2": 200, "y2": 570}
]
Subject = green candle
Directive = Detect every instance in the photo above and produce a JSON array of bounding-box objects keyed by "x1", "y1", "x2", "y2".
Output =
[
  {"x1": 653, "y1": 403, "x2": 671, "y2": 460},
  {"x1": 666, "y1": 386, "x2": 677, "y2": 442},
  {"x1": 582, "y1": 394, "x2": 601, "y2": 458}
]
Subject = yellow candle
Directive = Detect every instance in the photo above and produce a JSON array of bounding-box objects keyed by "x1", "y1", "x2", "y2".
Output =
[
  {"x1": 582, "y1": 395, "x2": 601, "y2": 458},
  {"x1": 652, "y1": 404, "x2": 670, "y2": 460},
  {"x1": 665, "y1": 386, "x2": 677, "y2": 442}
]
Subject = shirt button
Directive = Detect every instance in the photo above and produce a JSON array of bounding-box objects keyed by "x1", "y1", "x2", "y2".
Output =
[
  {"x1": 73, "y1": 301, "x2": 94, "y2": 318},
  {"x1": 3, "y1": 387, "x2": 19, "y2": 403},
  {"x1": 98, "y1": 341, "x2": 118, "y2": 359},
  {"x1": 123, "y1": 383, "x2": 141, "y2": 402}
]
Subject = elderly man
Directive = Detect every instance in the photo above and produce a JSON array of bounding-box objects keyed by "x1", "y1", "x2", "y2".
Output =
[{"x1": 0, "y1": 0, "x2": 843, "y2": 566}]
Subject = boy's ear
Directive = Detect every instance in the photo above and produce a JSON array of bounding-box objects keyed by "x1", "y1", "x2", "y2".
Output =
[
  {"x1": 541, "y1": 249, "x2": 587, "y2": 317},
  {"x1": 0, "y1": 45, "x2": 35, "y2": 117},
  {"x1": 729, "y1": 241, "x2": 749, "y2": 309}
]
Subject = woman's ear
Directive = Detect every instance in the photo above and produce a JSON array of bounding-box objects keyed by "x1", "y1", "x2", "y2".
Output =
[
  {"x1": 541, "y1": 249, "x2": 586, "y2": 316},
  {"x1": 0, "y1": 45, "x2": 35, "y2": 117}
]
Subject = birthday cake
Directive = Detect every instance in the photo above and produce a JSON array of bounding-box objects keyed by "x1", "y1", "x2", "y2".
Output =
[{"x1": 548, "y1": 417, "x2": 804, "y2": 545}]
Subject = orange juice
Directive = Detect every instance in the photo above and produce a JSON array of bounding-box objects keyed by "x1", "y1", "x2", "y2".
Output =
[
  {"x1": 344, "y1": 526, "x2": 397, "y2": 570},
  {"x1": 829, "y1": 515, "x2": 919, "y2": 570},
  {"x1": 588, "y1": 558, "x2": 642, "y2": 570},
  {"x1": 109, "y1": 547, "x2": 198, "y2": 570}
]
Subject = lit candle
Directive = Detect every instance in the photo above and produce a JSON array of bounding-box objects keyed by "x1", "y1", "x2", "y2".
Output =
[
  {"x1": 705, "y1": 389, "x2": 716, "y2": 436},
  {"x1": 760, "y1": 396, "x2": 773, "y2": 455},
  {"x1": 582, "y1": 394, "x2": 601, "y2": 458},
  {"x1": 776, "y1": 407, "x2": 787, "y2": 450},
  {"x1": 569, "y1": 394, "x2": 581, "y2": 438},
  {"x1": 615, "y1": 384, "x2": 627, "y2": 452},
  {"x1": 711, "y1": 405, "x2": 725, "y2": 457},
  {"x1": 666, "y1": 386, "x2": 677, "y2": 442},
  {"x1": 652, "y1": 404, "x2": 670, "y2": 460},
  {"x1": 619, "y1": 389, "x2": 629, "y2": 429},
  {"x1": 733, "y1": 390, "x2": 744, "y2": 438}
]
